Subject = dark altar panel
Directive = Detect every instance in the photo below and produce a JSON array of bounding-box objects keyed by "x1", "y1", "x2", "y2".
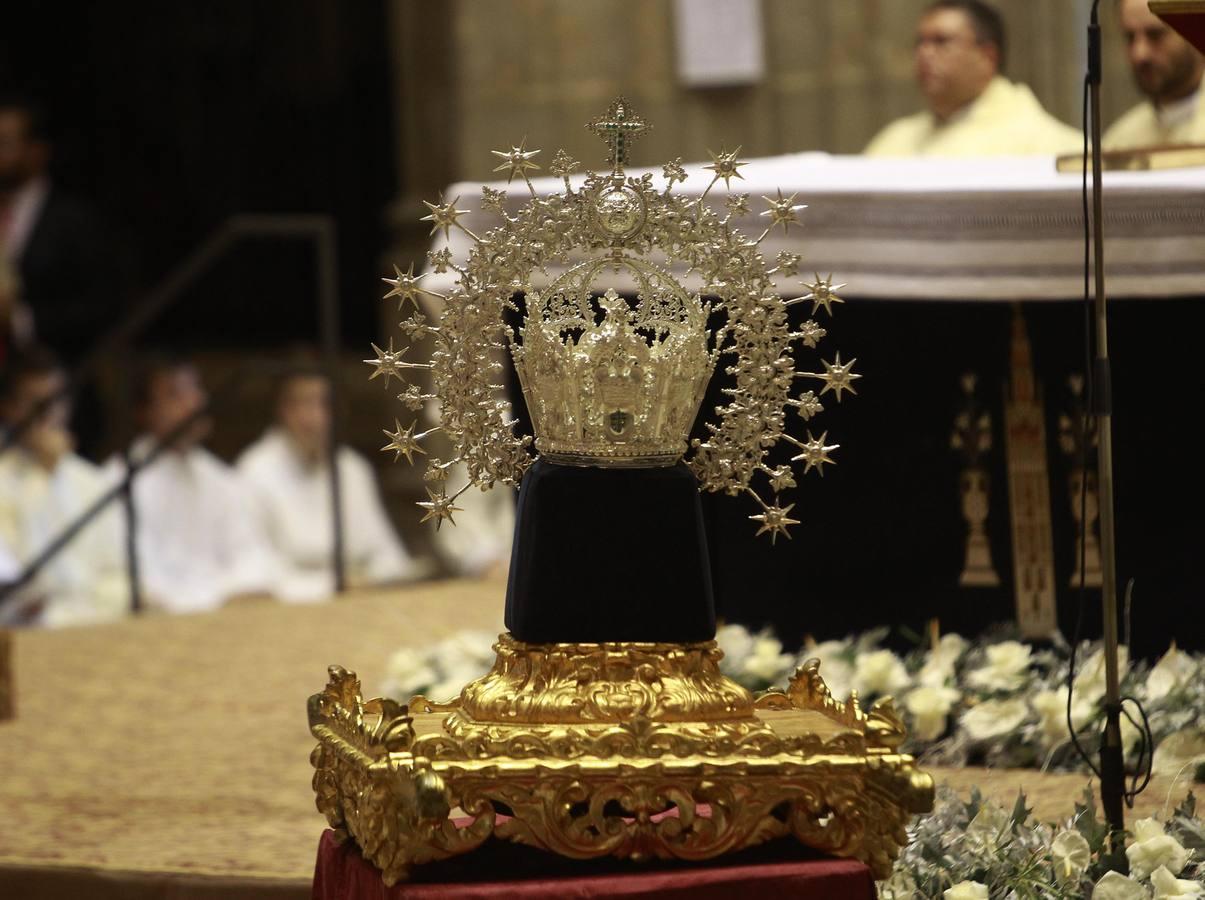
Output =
[{"x1": 702, "y1": 297, "x2": 1205, "y2": 661}]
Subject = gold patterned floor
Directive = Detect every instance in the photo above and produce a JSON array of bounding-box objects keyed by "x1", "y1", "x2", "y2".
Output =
[{"x1": 0, "y1": 580, "x2": 1193, "y2": 898}]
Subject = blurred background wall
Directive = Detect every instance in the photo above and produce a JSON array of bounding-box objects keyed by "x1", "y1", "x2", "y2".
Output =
[{"x1": 1, "y1": 0, "x2": 1145, "y2": 547}]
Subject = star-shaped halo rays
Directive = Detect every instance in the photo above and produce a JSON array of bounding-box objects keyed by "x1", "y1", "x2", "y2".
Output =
[
  {"x1": 381, "y1": 419, "x2": 427, "y2": 464},
  {"x1": 417, "y1": 487, "x2": 462, "y2": 530},
  {"x1": 797, "y1": 352, "x2": 861, "y2": 403},
  {"x1": 421, "y1": 194, "x2": 470, "y2": 240},
  {"x1": 803, "y1": 273, "x2": 847, "y2": 317},
  {"x1": 760, "y1": 189, "x2": 807, "y2": 233},
  {"x1": 749, "y1": 501, "x2": 800, "y2": 544},
  {"x1": 490, "y1": 137, "x2": 541, "y2": 189},
  {"x1": 791, "y1": 431, "x2": 839, "y2": 476},
  {"x1": 704, "y1": 146, "x2": 747, "y2": 190},
  {"x1": 381, "y1": 262, "x2": 432, "y2": 312}
]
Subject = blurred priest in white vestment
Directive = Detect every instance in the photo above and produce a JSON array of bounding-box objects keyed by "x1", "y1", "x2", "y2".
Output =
[
  {"x1": 236, "y1": 367, "x2": 420, "y2": 603},
  {"x1": 106, "y1": 357, "x2": 271, "y2": 614},
  {"x1": 1105, "y1": 0, "x2": 1205, "y2": 149},
  {"x1": 0, "y1": 347, "x2": 128, "y2": 626},
  {"x1": 864, "y1": 0, "x2": 1082, "y2": 157}
]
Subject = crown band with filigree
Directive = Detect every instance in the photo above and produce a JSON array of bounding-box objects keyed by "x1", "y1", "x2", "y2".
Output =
[{"x1": 370, "y1": 96, "x2": 860, "y2": 540}]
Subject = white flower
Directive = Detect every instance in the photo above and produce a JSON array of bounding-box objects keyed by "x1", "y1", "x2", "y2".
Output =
[
  {"x1": 1031, "y1": 687, "x2": 1097, "y2": 746},
  {"x1": 717, "y1": 623, "x2": 756, "y2": 675},
  {"x1": 963, "y1": 801, "x2": 1011, "y2": 854},
  {"x1": 1051, "y1": 829, "x2": 1092, "y2": 881},
  {"x1": 903, "y1": 685, "x2": 961, "y2": 742},
  {"x1": 966, "y1": 640, "x2": 1032, "y2": 692},
  {"x1": 944, "y1": 881, "x2": 989, "y2": 900},
  {"x1": 1152, "y1": 730, "x2": 1205, "y2": 778},
  {"x1": 1147, "y1": 646, "x2": 1198, "y2": 702},
  {"x1": 432, "y1": 630, "x2": 498, "y2": 668},
  {"x1": 742, "y1": 635, "x2": 794, "y2": 683},
  {"x1": 918, "y1": 633, "x2": 969, "y2": 688},
  {"x1": 1150, "y1": 865, "x2": 1204, "y2": 898},
  {"x1": 1127, "y1": 818, "x2": 1191, "y2": 880},
  {"x1": 1076, "y1": 646, "x2": 1131, "y2": 705},
  {"x1": 960, "y1": 697, "x2": 1030, "y2": 741},
  {"x1": 1093, "y1": 871, "x2": 1150, "y2": 900},
  {"x1": 382, "y1": 647, "x2": 437, "y2": 698},
  {"x1": 853, "y1": 649, "x2": 910, "y2": 698},
  {"x1": 880, "y1": 868, "x2": 917, "y2": 900},
  {"x1": 804, "y1": 639, "x2": 854, "y2": 700}
]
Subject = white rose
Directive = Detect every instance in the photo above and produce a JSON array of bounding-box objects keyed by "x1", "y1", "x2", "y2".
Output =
[
  {"x1": 1076, "y1": 646, "x2": 1131, "y2": 705},
  {"x1": 964, "y1": 801, "x2": 1011, "y2": 852},
  {"x1": 1127, "y1": 818, "x2": 1192, "y2": 880},
  {"x1": 880, "y1": 868, "x2": 918, "y2": 900},
  {"x1": 967, "y1": 640, "x2": 1032, "y2": 692},
  {"x1": 742, "y1": 635, "x2": 794, "y2": 683},
  {"x1": 1051, "y1": 829, "x2": 1092, "y2": 881},
  {"x1": 717, "y1": 623, "x2": 756, "y2": 675},
  {"x1": 437, "y1": 630, "x2": 499, "y2": 667},
  {"x1": 804, "y1": 639, "x2": 855, "y2": 700},
  {"x1": 853, "y1": 649, "x2": 910, "y2": 698},
  {"x1": 944, "y1": 881, "x2": 989, "y2": 900},
  {"x1": 1031, "y1": 688, "x2": 1097, "y2": 746},
  {"x1": 1152, "y1": 730, "x2": 1205, "y2": 778},
  {"x1": 903, "y1": 685, "x2": 961, "y2": 742},
  {"x1": 1146, "y1": 646, "x2": 1198, "y2": 702},
  {"x1": 918, "y1": 633, "x2": 969, "y2": 688},
  {"x1": 960, "y1": 697, "x2": 1030, "y2": 741},
  {"x1": 1150, "y1": 865, "x2": 1204, "y2": 899},
  {"x1": 382, "y1": 647, "x2": 438, "y2": 698},
  {"x1": 1093, "y1": 871, "x2": 1150, "y2": 900}
]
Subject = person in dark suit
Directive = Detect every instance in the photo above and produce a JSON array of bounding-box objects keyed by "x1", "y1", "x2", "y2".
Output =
[
  {"x1": 0, "y1": 95, "x2": 118, "y2": 360},
  {"x1": 0, "y1": 94, "x2": 131, "y2": 455}
]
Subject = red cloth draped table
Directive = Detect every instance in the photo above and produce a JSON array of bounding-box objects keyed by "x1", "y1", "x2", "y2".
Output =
[{"x1": 311, "y1": 830, "x2": 877, "y2": 900}]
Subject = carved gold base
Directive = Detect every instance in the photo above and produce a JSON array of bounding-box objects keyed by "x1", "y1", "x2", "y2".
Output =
[{"x1": 309, "y1": 635, "x2": 933, "y2": 885}]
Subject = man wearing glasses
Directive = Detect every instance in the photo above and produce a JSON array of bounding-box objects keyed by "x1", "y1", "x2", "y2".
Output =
[{"x1": 865, "y1": 0, "x2": 1081, "y2": 157}]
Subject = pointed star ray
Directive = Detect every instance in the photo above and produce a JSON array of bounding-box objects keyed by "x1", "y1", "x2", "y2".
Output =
[
  {"x1": 381, "y1": 262, "x2": 432, "y2": 312},
  {"x1": 417, "y1": 487, "x2": 462, "y2": 530},
  {"x1": 703, "y1": 146, "x2": 747, "y2": 191},
  {"x1": 810, "y1": 353, "x2": 861, "y2": 403},
  {"x1": 790, "y1": 430, "x2": 839, "y2": 476},
  {"x1": 749, "y1": 501, "x2": 800, "y2": 544},
  {"x1": 381, "y1": 419, "x2": 427, "y2": 464},
  {"x1": 803, "y1": 273, "x2": 847, "y2": 317},
  {"x1": 420, "y1": 194, "x2": 470, "y2": 240},
  {"x1": 490, "y1": 137, "x2": 541, "y2": 190},
  {"x1": 364, "y1": 340, "x2": 429, "y2": 387},
  {"x1": 760, "y1": 189, "x2": 807, "y2": 234}
]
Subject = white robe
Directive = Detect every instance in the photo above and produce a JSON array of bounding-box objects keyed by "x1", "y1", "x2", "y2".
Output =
[
  {"x1": 864, "y1": 76, "x2": 1083, "y2": 158},
  {"x1": 0, "y1": 449, "x2": 129, "y2": 627},
  {"x1": 235, "y1": 429, "x2": 416, "y2": 603},
  {"x1": 106, "y1": 439, "x2": 271, "y2": 614}
]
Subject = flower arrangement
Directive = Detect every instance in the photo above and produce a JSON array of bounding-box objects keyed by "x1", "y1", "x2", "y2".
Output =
[
  {"x1": 882, "y1": 787, "x2": 1205, "y2": 898},
  {"x1": 382, "y1": 623, "x2": 1205, "y2": 779}
]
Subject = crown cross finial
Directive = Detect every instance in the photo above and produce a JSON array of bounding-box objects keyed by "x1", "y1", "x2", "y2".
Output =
[{"x1": 588, "y1": 97, "x2": 649, "y2": 173}]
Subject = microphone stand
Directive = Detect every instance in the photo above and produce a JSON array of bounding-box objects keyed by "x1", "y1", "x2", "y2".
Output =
[{"x1": 1087, "y1": 2, "x2": 1127, "y2": 843}]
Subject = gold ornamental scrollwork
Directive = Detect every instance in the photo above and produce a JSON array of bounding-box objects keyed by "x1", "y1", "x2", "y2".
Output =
[{"x1": 309, "y1": 642, "x2": 934, "y2": 885}]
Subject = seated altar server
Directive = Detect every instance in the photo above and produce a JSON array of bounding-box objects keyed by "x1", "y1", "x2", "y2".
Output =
[
  {"x1": 106, "y1": 357, "x2": 270, "y2": 614},
  {"x1": 1105, "y1": 0, "x2": 1205, "y2": 149},
  {"x1": 236, "y1": 367, "x2": 420, "y2": 602},
  {"x1": 864, "y1": 0, "x2": 1082, "y2": 157},
  {"x1": 0, "y1": 348, "x2": 128, "y2": 626}
]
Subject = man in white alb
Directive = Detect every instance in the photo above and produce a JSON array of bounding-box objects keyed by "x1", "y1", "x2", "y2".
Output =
[
  {"x1": 864, "y1": 0, "x2": 1082, "y2": 157},
  {"x1": 237, "y1": 367, "x2": 420, "y2": 602},
  {"x1": 107, "y1": 358, "x2": 271, "y2": 614},
  {"x1": 0, "y1": 348, "x2": 128, "y2": 626},
  {"x1": 1105, "y1": 0, "x2": 1205, "y2": 149}
]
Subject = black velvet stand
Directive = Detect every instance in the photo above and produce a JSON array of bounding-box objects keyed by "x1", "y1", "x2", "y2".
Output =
[{"x1": 504, "y1": 459, "x2": 716, "y2": 643}]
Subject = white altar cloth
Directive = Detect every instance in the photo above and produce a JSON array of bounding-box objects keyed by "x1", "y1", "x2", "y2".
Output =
[{"x1": 424, "y1": 154, "x2": 1205, "y2": 301}]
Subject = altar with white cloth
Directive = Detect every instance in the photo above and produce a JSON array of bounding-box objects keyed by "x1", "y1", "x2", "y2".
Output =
[{"x1": 425, "y1": 155, "x2": 1205, "y2": 657}]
